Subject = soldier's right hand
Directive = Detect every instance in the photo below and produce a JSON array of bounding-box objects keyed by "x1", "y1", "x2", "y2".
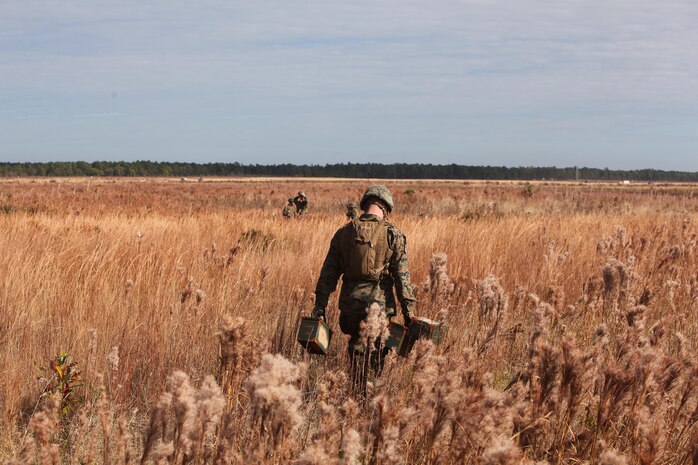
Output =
[{"x1": 311, "y1": 306, "x2": 326, "y2": 321}]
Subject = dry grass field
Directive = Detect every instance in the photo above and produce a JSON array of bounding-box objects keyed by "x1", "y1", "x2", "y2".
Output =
[{"x1": 0, "y1": 177, "x2": 697, "y2": 464}]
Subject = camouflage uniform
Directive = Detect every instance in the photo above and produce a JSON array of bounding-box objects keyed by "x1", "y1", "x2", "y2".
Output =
[
  {"x1": 345, "y1": 202, "x2": 358, "y2": 220},
  {"x1": 313, "y1": 187, "x2": 415, "y2": 396},
  {"x1": 314, "y1": 214, "x2": 415, "y2": 338},
  {"x1": 293, "y1": 192, "x2": 308, "y2": 215},
  {"x1": 283, "y1": 199, "x2": 294, "y2": 218}
]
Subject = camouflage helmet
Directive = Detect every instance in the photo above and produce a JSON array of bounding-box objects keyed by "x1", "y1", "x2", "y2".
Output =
[
  {"x1": 360, "y1": 185, "x2": 394, "y2": 213},
  {"x1": 346, "y1": 202, "x2": 357, "y2": 208}
]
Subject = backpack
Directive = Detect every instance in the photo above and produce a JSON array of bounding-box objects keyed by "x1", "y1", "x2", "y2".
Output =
[{"x1": 340, "y1": 218, "x2": 392, "y2": 281}]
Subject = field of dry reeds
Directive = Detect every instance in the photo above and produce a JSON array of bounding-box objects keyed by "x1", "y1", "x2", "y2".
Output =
[{"x1": 0, "y1": 177, "x2": 697, "y2": 464}]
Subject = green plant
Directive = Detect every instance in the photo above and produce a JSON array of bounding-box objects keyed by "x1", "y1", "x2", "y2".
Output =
[
  {"x1": 38, "y1": 353, "x2": 84, "y2": 417},
  {"x1": 521, "y1": 182, "x2": 534, "y2": 198}
]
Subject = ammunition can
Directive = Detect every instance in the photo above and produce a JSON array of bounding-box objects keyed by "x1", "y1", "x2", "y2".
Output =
[
  {"x1": 398, "y1": 317, "x2": 448, "y2": 357},
  {"x1": 297, "y1": 317, "x2": 332, "y2": 355}
]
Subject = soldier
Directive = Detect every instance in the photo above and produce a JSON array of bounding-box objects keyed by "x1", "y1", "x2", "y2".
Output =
[
  {"x1": 282, "y1": 198, "x2": 294, "y2": 218},
  {"x1": 345, "y1": 202, "x2": 358, "y2": 220},
  {"x1": 312, "y1": 185, "x2": 415, "y2": 397},
  {"x1": 293, "y1": 191, "x2": 308, "y2": 215}
]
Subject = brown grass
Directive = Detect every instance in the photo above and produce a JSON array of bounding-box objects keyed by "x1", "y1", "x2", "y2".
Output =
[{"x1": 0, "y1": 177, "x2": 697, "y2": 464}]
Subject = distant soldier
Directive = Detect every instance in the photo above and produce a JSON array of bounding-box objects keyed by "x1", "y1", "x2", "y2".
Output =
[
  {"x1": 293, "y1": 191, "x2": 309, "y2": 215},
  {"x1": 312, "y1": 185, "x2": 415, "y2": 396},
  {"x1": 345, "y1": 202, "x2": 358, "y2": 220},
  {"x1": 282, "y1": 198, "x2": 294, "y2": 218}
]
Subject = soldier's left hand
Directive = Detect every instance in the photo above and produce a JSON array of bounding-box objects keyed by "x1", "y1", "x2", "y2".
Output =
[{"x1": 311, "y1": 306, "x2": 326, "y2": 322}]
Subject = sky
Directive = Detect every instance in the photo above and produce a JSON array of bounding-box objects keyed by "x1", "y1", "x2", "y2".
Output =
[{"x1": 1, "y1": 0, "x2": 697, "y2": 170}]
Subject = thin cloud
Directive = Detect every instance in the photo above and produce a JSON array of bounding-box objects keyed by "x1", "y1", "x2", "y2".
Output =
[{"x1": 0, "y1": 0, "x2": 696, "y2": 169}]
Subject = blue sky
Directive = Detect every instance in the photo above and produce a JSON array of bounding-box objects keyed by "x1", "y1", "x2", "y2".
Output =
[{"x1": 1, "y1": 0, "x2": 697, "y2": 170}]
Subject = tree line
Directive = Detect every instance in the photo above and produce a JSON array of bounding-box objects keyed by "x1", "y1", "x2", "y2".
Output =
[{"x1": 1, "y1": 161, "x2": 697, "y2": 181}]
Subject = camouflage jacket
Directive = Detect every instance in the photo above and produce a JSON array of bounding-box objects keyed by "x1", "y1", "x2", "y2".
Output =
[
  {"x1": 314, "y1": 214, "x2": 416, "y2": 317},
  {"x1": 293, "y1": 195, "x2": 308, "y2": 211}
]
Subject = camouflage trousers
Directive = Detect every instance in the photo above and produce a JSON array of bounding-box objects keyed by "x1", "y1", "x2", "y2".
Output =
[{"x1": 339, "y1": 308, "x2": 390, "y2": 399}]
